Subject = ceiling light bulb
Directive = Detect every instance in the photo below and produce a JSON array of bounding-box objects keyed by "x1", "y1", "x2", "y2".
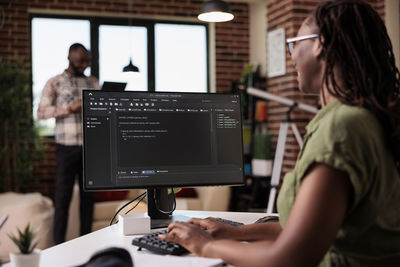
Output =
[{"x1": 198, "y1": 11, "x2": 234, "y2": 22}]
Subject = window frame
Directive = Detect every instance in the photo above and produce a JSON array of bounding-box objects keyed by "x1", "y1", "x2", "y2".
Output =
[
  {"x1": 29, "y1": 13, "x2": 210, "y2": 93},
  {"x1": 29, "y1": 13, "x2": 209, "y2": 136}
]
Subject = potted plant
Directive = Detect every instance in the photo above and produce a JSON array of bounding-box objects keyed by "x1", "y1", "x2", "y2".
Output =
[
  {"x1": 8, "y1": 223, "x2": 40, "y2": 267},
  {"x1": 251, "y1": 130, "x2": 274, "y2": 177},
  {"x1": 0, "y1": 57, "x2": 44, "y2": 193}
]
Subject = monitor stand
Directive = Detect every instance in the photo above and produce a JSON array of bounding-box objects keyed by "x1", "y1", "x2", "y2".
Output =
[{"x1": 147, "y1": 188, "x2": 190, "y2": 229}]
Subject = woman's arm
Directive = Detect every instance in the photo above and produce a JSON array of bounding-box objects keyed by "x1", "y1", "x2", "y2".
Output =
[
  {"x1": 189, "y1": 217, "x2": 282, "y2": 241},
  {"x1": 268, "y1": 163, "x2": 352, "y2": 266},
  {"x1": 162, "y1": 163, "x2": 352, "y2": 267},
  {"x1": 234, "y1": 222, "x2": 282, "y2": 241}
]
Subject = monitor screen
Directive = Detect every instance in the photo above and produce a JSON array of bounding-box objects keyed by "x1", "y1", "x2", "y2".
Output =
[{"x1": 82, "y1": 90, "x2": 244, "y2": 191}]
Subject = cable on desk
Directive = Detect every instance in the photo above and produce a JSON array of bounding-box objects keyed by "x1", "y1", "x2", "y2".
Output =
[
  {"x1": 124, "y1": 193, "x2": 147, "y2": 215},
  {"x1": 109, "y1": 191, "x2": 147, "y2": 226}
]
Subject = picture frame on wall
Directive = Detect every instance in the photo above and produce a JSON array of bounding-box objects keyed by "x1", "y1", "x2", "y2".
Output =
[{"x1": 267, "y1": 28, "x2": 286, "y2": 77}]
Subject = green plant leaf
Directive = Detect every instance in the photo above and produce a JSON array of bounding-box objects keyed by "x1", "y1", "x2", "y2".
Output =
[
  {"x1": 30, "y1": 240, "x2": 39, "y2": 254},
  {"x1": 0, "y1": 57, "x2": 44, "y2": 193},
  {"x1": 7, "y1": 222, "x2": 39, "y2": 254}
]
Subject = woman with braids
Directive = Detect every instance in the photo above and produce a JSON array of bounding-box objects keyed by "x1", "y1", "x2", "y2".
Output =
[{"x1": 160, "y1": 0, "x2": 400, "y2": 266}]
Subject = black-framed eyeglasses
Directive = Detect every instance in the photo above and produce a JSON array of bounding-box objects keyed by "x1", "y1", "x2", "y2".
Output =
[{"x1": 286, "y1": 34, "x2": 319, "y2": 55}]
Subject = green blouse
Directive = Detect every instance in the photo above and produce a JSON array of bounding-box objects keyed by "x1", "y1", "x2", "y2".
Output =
[{"x1": 277, "y1": 100, "x2": 400, "y2": 266}]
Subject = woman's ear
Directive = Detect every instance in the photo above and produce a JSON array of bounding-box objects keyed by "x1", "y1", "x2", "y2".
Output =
[{"x1": 313, "y1": 37, "x2": 324, "y2": 58}]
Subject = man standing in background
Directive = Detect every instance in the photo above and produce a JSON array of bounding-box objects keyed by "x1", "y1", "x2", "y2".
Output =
[{"x1": 37, "y1": 43, "x2": 99, "y2": 244}]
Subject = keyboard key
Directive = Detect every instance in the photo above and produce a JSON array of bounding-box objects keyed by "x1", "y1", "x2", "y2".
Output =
[{"x1": 132, "y1": 230, "x2": 188, "y2": 255}]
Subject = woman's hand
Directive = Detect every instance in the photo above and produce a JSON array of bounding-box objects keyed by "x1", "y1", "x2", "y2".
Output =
[
  {"x1": 159, "y1": 222, "x2": 214, "y2": 257},
  {"x1": 188, "y1": 217, "x2": 237, "y2": 239}
]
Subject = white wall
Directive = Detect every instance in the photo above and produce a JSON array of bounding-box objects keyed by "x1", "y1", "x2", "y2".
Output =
[
  {"x1": 249, "y1": 1, "x2": 267, "y2": 76},
  {"x1": 385, "y1": 0, "x2": 400, "y2": 69}
]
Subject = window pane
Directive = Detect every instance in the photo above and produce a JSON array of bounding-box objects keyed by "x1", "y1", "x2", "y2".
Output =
[
  {"x1": 155, "y1": 24, "x2": 207, "y2": 92},
  {"x1": 32, "y1": 18, "x2": 90, "y2": 135},
  {"x1": 99, "y1": 25, "x2": 147, "y2": 91}
]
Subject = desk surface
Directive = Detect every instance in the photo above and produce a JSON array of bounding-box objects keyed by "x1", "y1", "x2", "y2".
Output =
[{"x1": 5, "y1": 210, "x2": 271, "y2": 267}]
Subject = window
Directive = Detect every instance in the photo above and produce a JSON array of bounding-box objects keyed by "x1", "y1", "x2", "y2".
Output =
[
  {"x1": 31, "y1": 15, "x2": 209, "y2": 136},
  {"x1": 31, "y1": 18, "x2": 90, "y2": 135},
  {"x1": 155, "y1": 24, "x2": 207, "y2": 92},
  {"x1": 99, "y1": 25, "x2": 147, "y2": 91}
]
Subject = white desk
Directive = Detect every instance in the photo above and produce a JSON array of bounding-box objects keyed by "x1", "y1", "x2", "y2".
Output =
[{"x1": 5, "y1": 210, "x2": 270, "y2": 267}]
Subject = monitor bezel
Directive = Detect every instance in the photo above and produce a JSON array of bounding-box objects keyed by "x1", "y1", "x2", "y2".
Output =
[{"x1": 82, "y1": 89, "x2": 245, "y2": 191}]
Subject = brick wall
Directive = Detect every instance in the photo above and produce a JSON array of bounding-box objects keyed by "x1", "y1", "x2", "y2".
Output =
[
  {"x1": 265, "y1": 0, "x2": 385, "y2": 179},
  {"x1": 216, "y1": 2, "x2": 249, "y2": 92},
  {"x1": 32, "y1": 138, "x2": 57, "y2": 198},
  {"x1": 0, "y1": 0, "x2": 249, "y2": 198}
]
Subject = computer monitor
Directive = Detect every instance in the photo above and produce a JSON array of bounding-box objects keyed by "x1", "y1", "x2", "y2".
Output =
[{"x1": 82, "y1": 90, "x2": 244, "y2": 227}]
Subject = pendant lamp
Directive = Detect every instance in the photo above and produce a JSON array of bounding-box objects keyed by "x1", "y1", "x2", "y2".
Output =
[
  {"x1": 122, "y1": 58, "x2": 139, "y2": 72},
  {"x1": 122, "y1": 0, "x2": 139, "y2": 73},
  {"x1": 198, "y1": 0, "x2": 234, "y2": 22}
]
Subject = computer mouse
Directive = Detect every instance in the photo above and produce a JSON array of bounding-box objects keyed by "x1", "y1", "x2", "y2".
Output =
[
  {"x1": 77, "y1": 247, "x2": 134, "y2": 267},
  {"x1": 254, "y1": 215, "x2": 279, "y2": 224}
]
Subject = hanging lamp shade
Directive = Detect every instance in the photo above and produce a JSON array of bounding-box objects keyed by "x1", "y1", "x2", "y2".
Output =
[
  {"x1": 122, "y1": 58, "x2": 139, "y2": 72},
  {"x1": 198, "y1": 0, "x2": 234, "y2": 22}
]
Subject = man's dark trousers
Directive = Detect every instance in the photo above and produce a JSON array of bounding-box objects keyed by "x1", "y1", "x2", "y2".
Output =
[{"x1": 54, "y1": 144, "x2": 94, "y2": 245}]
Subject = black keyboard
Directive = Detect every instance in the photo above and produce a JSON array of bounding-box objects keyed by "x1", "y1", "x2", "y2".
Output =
[
  {"x1": 211, "y1": 217, "x2": 244, "y2": 226},
  {"x1": 132, "y1": 230, "x2": 188, "y2": 255}
]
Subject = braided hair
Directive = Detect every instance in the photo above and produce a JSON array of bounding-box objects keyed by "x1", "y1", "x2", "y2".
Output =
[{"x1": 310, "y1": 0, "x2": 400, "y2": 171}]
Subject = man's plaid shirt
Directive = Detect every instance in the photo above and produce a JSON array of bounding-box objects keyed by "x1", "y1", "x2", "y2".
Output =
[{"x1": 37, "y1": 70, "x2": 100, "y2": 146}]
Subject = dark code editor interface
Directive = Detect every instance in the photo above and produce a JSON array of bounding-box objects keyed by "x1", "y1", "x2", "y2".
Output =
[{"x1": 83, "y1": 91, "x2": 244, "y2": 190}]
